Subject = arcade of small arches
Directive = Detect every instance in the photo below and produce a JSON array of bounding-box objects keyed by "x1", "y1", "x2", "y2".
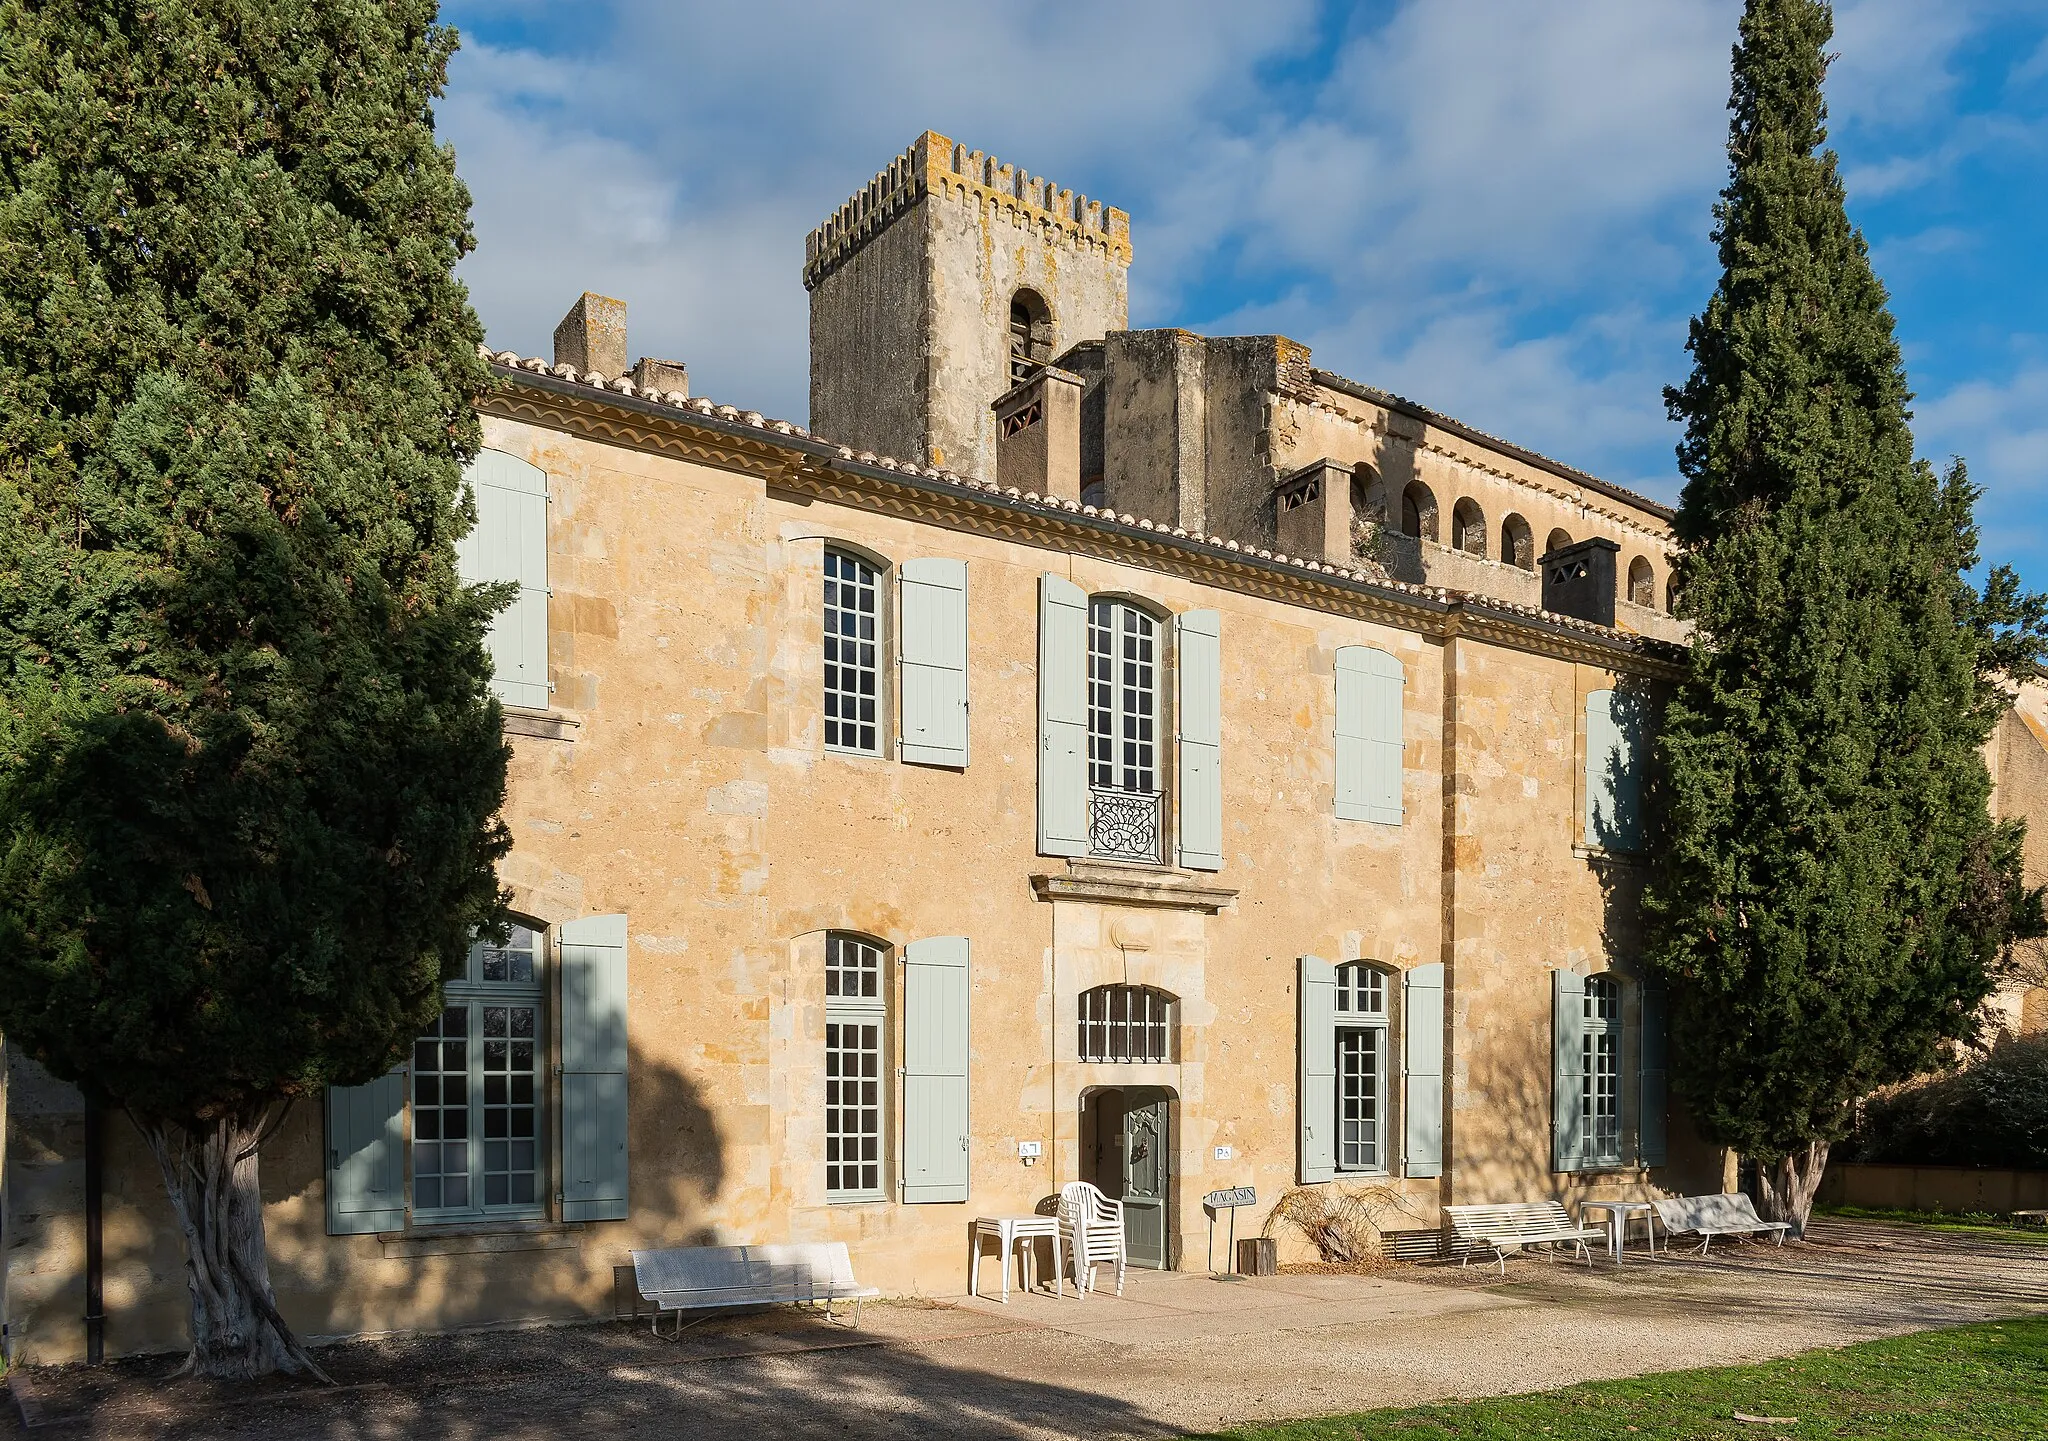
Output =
[{"x1": 1347, "y1": 465, "x2": 1675, "y2": 615}]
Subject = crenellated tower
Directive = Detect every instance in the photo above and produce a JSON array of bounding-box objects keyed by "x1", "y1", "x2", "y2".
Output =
[{"x1": 805, "y1": 131, "x2": 1131, "y2": 482}]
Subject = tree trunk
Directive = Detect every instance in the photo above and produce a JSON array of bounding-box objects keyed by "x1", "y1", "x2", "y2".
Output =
[
  {"x1": 137, "y1": 1108, "x2": 330, "y2": 1381},
  {"x1": 1751, "y1": 1139, "x2": 1830, "y2": 1239}
]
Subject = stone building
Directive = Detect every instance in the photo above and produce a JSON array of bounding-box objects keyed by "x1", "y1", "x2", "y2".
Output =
[{"x1": 2, "y1": 131, "x2": 2041, "y2": 1362}]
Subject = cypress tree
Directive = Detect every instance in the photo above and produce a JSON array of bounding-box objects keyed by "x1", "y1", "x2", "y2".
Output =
[
  {"x1": 1647, "y1": 0, "x2": 2046, "y2": 1231},
  {"x1": 0, "y1": 2, "x2": 509, "y2": 1375}
]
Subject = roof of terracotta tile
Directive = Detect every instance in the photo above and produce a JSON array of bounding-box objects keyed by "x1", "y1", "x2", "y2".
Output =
[
  {"x1": 479, "y1": 347, "x2": 1684, "y2": 667},
  {"x1": 1311, "y1": 369, "x2": 1676, "y2": 522}
]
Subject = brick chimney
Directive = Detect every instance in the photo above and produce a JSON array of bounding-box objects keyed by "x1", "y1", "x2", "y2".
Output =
[
  {"x1": 553, "y1": 292, "x2": 628, "y2": 377},
  {"x1": 1274, "y1": 458, "x2": 1357, "y2": 566},
  {"x1": 993, "y1": 367, "x2": 1083, "y2": 501},
  {"x1": 1542, "y1": 536, "x2": 1620, "y2": 627}
]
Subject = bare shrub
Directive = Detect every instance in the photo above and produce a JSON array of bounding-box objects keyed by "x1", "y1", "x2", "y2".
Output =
[{"x1": 1263, "y1": 1183, "x2": 1423, "y2": 1264}]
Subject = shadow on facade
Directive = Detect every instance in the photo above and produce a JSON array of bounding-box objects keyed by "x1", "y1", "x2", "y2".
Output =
[{"x1": 4, "y1": 1040, "x2": 730, "y2": 1364}]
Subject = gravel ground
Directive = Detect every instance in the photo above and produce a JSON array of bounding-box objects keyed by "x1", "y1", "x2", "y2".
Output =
[{"x1": 10, "y1": 1217, "x2": 2048, "y2": 1440}]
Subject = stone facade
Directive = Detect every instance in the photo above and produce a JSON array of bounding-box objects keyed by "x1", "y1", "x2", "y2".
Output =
[{"x1": 5, "y1": 130, "x2": 2038, "y2": 1366}]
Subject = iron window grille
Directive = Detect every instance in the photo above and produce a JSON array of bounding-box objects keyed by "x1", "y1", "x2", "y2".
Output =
[
  {"x1": 824, "y1": 549, "x2": 881, "y2": 755},
  {"x1": 413, "y1": 923, "x2": 545, "y2": 1221},
  {"x1": 1581, "y1": 975, "x2": 1623, "y2": 1166},
  {"x1": 825, "y1": 933, "x2": 886, "y2": 1200},
  {"x1": 1077, "y1": 984, "x2": 1176, "y2": 1063},
  {"x1": 1087, "y1": 598, "x2": 1163, "y2": 862},
  {"x1": 1335, "y1": 963, "x2": 1391, "y2": 1172}
]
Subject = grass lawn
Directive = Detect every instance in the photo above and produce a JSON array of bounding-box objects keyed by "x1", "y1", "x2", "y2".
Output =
[
  {"x1": 1202, "y1": 1316, "x2": 2048, "y2": 1440},
  {"x1": 1819, "y1": 1204, "x2": 2048, "y2": 1246}
]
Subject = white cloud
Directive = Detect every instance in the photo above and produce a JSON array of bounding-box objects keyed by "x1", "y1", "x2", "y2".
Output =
[{"x1": 437, "y1": 0, "x2": 2039, "y2": 572}]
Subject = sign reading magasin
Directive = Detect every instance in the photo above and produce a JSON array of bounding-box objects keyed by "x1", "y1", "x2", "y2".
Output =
[{"x1": 1203, "y1": 1186, "x2": 1256, "y2": 1210}]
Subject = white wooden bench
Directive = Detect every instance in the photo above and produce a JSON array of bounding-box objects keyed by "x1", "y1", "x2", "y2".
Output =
[
  {"x1": 1444, "y1": 1202, "x2": 1608, "y2": 1275},
  {"x1": 629, "y1": 1242, "x2": 881, "y2": 1336},
  {"x1": 1652, "y1": 1193, "x2": 1792, "y2": 1255}
]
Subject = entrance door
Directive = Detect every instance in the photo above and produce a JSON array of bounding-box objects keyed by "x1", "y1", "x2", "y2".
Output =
[{"x1": 1119, "y1": 1089, "x2": 1171, "y2": 1268}]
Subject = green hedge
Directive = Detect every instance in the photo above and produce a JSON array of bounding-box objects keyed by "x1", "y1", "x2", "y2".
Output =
[{"x1": 1845, "y1": 1031, "x2": 2048, "y2": 1169}]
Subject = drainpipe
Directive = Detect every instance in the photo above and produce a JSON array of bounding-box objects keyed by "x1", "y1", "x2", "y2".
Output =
[{"x1": 83, "y1": 1097, "x2": 104, "y2": 1365}]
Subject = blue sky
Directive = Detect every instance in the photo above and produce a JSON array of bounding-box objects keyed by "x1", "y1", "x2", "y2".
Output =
[{"x1": 438, "y1": 1, "x2": 2048, "y2": 590}]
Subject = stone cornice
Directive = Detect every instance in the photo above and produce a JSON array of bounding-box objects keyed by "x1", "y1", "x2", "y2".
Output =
[
  {"x1": 1031, "y1": 864, "x2": 1239, "y2": 914},
  {"x1": 478, "y1": 360, "x2": 1686, "y2": 682}
]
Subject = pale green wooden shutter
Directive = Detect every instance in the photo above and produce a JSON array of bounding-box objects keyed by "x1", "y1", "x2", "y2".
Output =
[
  {"x1": 325, "y1": 1068, "x2": 406, "y2": 1235},
  {"x1": 1298, "y1": 955, "x2": 1337, "y2": 1183},
  {"x1": 1038, "y1": 575, "x2": 1089, "y2": 856},
  {"x1": 1402, "y1": 962, "x2": 1444, "y2": 1179},
  {"x1": 902, "y1": 935, "x2": 971, "y2": 1203},
  {"x1": 458, "y1": 449, "x2": 551, "y2": 710},
  {"x1": 899, "y1": 557, "x2": 970, "y2": 767},
  {"x1": 1336, "y1": 646, "x2": 1404, "y2": 825},
  {"x1": 1585, "y1": 689, "x2": 1647, "y2": 852},
  {"x1": 1639, "y1": 982, "x2": 1669, "y2": 1168},
  {"x1": 560, "y1": 913, "x2": 629, "y2": 1221},
  {"x1": 1176, "y1": 609, "x2": 1224, "y2": 870},
  {"x1": 1553, "y1": 970, "x2": 1586, "y2": 1173}
]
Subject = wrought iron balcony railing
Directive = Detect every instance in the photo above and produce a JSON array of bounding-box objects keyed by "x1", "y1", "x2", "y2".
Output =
[{"x1": 1089, "y1": 787, "x2": 1164, "y2": 863}]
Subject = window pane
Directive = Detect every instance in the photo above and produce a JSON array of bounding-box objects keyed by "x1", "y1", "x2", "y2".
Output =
[
  {"x1": 824, "y1": 551, "x2": 881, "y2": 755},
  {"x1": 825, "y1": 1012, "x2": 884, "y2": 1197},
  {"x1": 1077, "y1": 985, "x2": 1175, "y2": 1062},
  {"x1": 1338, "y1": 1026, "x2": 1383, "y2": 1171},
  {"x1": 481, "y1": 1004, "x2": 540, "y2": 1208},
  {"x1": 413, "y1": 1005, "x2": 469, "y2": 1212}
]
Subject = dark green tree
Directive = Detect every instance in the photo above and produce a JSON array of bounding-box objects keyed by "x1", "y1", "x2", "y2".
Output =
[
  {"x1": 1646, "y1": 0, "x2": 2047, "y2": 1232},
  {"x1": 0, "y1": 2, "x2": 509, "y2": 1376}
]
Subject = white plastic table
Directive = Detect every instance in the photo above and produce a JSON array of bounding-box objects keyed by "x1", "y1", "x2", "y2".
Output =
[
  {"x1": 1580, "y1": 1200, "x2": 1656, "y2": 1263},
  {"x1": 970, "y1": 1215, "x2": 1066, "y2": 1302}
]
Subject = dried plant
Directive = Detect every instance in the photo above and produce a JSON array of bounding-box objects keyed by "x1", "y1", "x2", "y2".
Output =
[{"x1": 1263, "y1": 1183, "x2": 1424, "y2": 1264}]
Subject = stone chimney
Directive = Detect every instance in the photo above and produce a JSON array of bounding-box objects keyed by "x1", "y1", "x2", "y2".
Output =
[
  {"x1": 993, "y1": 367, "x2": 1083, "y2": 502},
  {"x1": 1274, "y1": 458, "x2": 1357, "y2": 566},
  {"x1": 553, "y1": 292, "x2": 628, "y2": 378},
  {"x1": 1542, "y1": 536, "x2": 1620, "y2": 627},
  {"x1": 630, "y1": 356, "x2": 688, "y2": 398}
]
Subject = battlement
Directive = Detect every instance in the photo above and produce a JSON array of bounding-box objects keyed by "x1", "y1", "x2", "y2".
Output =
[{"x1": 803, "y1": 130, "x2": 1131, "y2": 290}]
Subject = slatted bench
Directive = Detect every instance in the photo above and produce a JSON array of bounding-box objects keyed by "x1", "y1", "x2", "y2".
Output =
[
  {"x1": 1444, "y1": 1202, "x2": 1607, "y2": 1275},
  {"x1": 1652, "y1": 1193, "x2": 1792, "y2": 1255},
  {"x1": 629, "y1": 1242, "x2": 881, "y2": 1336}
]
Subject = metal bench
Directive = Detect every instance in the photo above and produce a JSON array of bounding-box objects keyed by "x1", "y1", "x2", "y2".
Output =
[
  {"x1": 1444, "y1": 1201, "x2": 1607, "y2": 1275},
  {"x1": 1652, "y1": 1193, "x2": 1792, "y2": 1254},
  {"x1": 629, "y1": 1242, "x2": 881, "y2": 1336}
]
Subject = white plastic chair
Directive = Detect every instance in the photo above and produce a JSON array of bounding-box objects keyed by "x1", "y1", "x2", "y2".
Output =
[{"x1": 1058, "y1": 1181, "x2": 1128, "y2": 1298}]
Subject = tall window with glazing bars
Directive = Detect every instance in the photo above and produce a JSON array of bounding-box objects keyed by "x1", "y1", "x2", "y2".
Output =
[
  {"x1": 1335, "y1": 963, "x2": 1389, "y2": 1173},
  {"x1": 412, "y1": 924, "x2": 545, "y2": 1219},
  {"x1": 1087, "y1": 598, "x2": 1162, "y2": 861},
  {"x1": 1580, "y1": 975, "x2": 1622, "y2": 1167},
  {"x1": 824, "y1": 549, "x2": 880, "y2": 754},
  {"x1": 825, "y1": 933, "x2": 886, "y2": 1200}
]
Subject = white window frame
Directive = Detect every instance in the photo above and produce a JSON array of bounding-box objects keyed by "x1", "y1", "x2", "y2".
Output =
[
  {"x1": 824, "y1": 548, "x2": 884, "y2": 757},
  {"x1": 410, "y1": 923, "x2": 549, "y2": 1224},
  {"x1": 825, "y1": 932, "x2": 888, "y2": 1202},
  {"x1": 1086, "y1": 596, "x2": 1166, "y2": 862},
  {"x1": 1077, "y1": 984, "x2": 1176, "y2": 1063},
  {"x1": 1334, "y1": 963, "x2": 1391, "y2": 1174},
  {"x1": 1581, "y1": 974, "x2": 1624, "y2": 1168}
]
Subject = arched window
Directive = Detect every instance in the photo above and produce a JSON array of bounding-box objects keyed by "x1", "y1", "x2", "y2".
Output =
[
  {"x1": 825, "y1": 932, "x2": 887, "y2": 1199},
  {"x1": 824, "y1": 548, "x2": 882, "y2": 755},
  {"x1": 1451, "y1": 498, "x2": 1487, "y2": 558},
  {"x1": 1087, "y1": 598, "x2": 1163, "y2": 861},
  {"x1": 1500, "y1": 514, "x2": 1535, "y2": 571},
  {"x1": 1349, "y1": 468, "x2": 1381, "y2": 559},
  {"x1": 1009, "y1": 289, "x2": 1052, "y2": 384},
  {"x1": 415, "y1": 922, "x2": 547, "y2": 1218},
  {"x1": 1581, "y1": 975, "x2": 1623, "y2": 1167},
  {"x1": 1665, "y1": 576, "x2": 1683, "y2": 616},
  {"x1": 1078, "y1": 984, "x2": 1176, "y2": 1062},
  {"x1": 1627, "y1": 557, "x2": 1655, "y2": 608},
  {"x1": 1545, "y1": 528, "x2": 1573, "y2": 559},
  {"x1": 1334, "y1": 963, "x2": 1392, "y2": 1172},
  {"x1": 1400, "y1": 481, "x2": 1438, "y2": 543}
]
